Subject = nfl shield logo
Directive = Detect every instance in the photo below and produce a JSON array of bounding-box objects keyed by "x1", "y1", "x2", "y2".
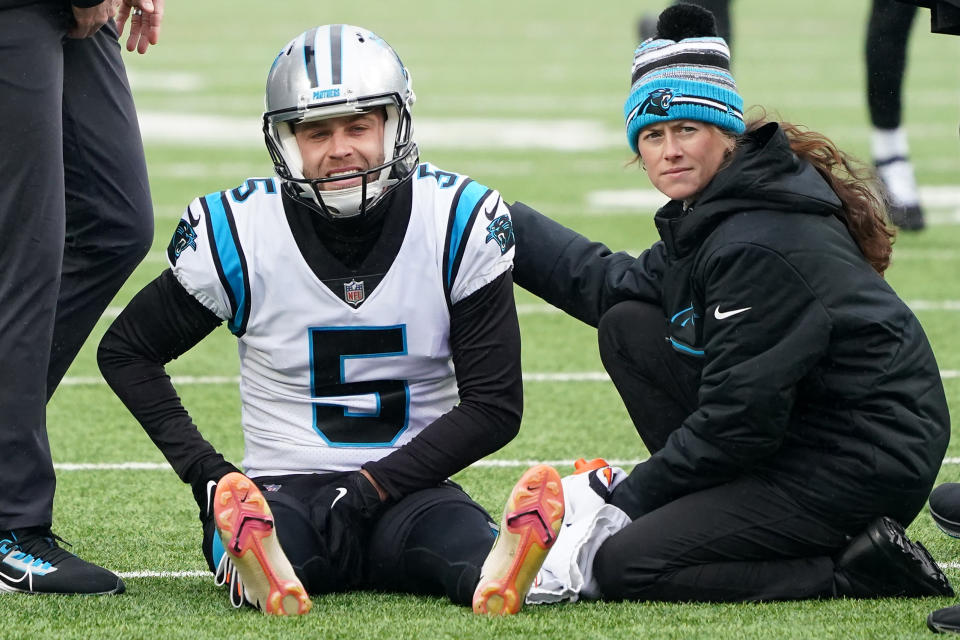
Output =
[{"x1": 344, "y1": 279, "x2": 365, "y2": 306}]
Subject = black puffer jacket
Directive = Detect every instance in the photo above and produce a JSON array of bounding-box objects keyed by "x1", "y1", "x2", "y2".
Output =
[{"x1": 512, "y1": 122, "x2": 950, "y2": 524}]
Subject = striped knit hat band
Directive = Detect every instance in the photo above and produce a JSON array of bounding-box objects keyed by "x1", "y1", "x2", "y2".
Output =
[{"x1": 624, "y1": 32, "x2": 744, "y2": 153}]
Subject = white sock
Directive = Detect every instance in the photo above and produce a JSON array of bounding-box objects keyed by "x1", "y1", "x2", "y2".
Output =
[
  {"x1": 872, "y1": 127, "x2": 920, "y2": 207},
  {"x1": 871, "y1": 126, "x2": 909, "y2": 163}
]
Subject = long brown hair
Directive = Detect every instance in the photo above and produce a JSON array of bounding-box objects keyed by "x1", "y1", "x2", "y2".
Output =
[{"x1": 745, "y1": 115, "x2": 895, "y2": 275}]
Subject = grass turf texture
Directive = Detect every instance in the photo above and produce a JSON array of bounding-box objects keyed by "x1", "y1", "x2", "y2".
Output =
[{"x1": 4, "y1": 0, "x2": 959, "y2": 637}]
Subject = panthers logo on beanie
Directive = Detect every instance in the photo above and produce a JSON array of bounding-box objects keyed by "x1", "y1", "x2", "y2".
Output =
[{"x1": 640, "y1": 88, "x2": 675, "y2": 116}]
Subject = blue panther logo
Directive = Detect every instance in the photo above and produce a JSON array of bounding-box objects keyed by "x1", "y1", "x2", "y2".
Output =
[
  {"x1": 485, "y1": 215, "x2": 515, "y2": 255},
  {"x1": 639, "y1": 88, "x2": 676, "y2": 116},
  {"x1": 167, "y1": 219, "x2": 198, "y2": 266}
]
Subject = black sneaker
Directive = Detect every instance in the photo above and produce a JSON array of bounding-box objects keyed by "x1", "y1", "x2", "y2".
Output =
[
  {"x1": 930, "y1": 483, "x2": 960, "y2": 538},
  {"x1": 875, "y1": 157, "x2": 926, "y2": 231},
  {"x1": 0, "y1": 528, "x2": 124, "y2": 594},
  {"x1": 834, "y1": 516, "x2": 953, "y2": 598},
  {"x1": 929, "y1": 603, "x2": 960, "y2": 633},
  {"x1": 888, "y1": 203, "x2": 926, "y2": 231}
]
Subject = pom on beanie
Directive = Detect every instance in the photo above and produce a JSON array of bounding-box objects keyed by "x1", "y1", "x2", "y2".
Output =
[
  {"x1": 656, "y1": 3, "x2": 718, "y2": 40},
  {"x1": 624, "y1": 3, "x2": 744, "y2": 153}
]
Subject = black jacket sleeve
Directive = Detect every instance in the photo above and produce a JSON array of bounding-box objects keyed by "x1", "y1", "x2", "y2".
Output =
[
  {"x1": 363, "y1": 269, "x2": 522, "y2": 500},
  {"x1": 611, "y1": 243, "x2": 833, "y2": 518},
  {"x1": 97, "y1": 269, "x2": 240, "y2": 489},
  {"x1": 510, "y1": 201, "x2": 666, "y2": 327}
]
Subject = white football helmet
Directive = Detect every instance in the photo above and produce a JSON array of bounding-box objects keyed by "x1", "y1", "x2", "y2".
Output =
[{"x1": 263, "y1": 25, "x2": 418, "y2": 219}]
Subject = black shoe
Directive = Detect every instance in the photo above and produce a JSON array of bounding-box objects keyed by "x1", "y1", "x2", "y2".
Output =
[
  {"x1": 930, "y1": 484, "x2": 960, "y2": 539},
  {"x1": 834, "y1": 516, "x2": 953, "y2": 598},
  {"x1": 0, "y1": 528, "x2": 124, "y2": 594},
  {"x1": 888, "y1": 203, "x2": 926, "y2": 231},
  {"x1": 929, "y1": 604, "x2": 960, "y2": 633}
]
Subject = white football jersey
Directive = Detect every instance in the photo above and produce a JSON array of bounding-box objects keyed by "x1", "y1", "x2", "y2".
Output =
[{"x1": 167, "y1": 164, "x2": 514, "y2": 477}]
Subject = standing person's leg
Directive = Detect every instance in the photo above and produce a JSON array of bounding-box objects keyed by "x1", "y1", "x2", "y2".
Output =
[
  {"x1": 597, "y1": 300, "x2": 700, "y2": 453},
  {"x1": 684, "y1": 0, "x2": 732, "y2": 44},
  {"x1": 0, "y1": 3, "x2": 68, "y2": 534},
  {"x1": 0, "y1": 4, "x2": 124, "y2": 595},
  {"x1": 51, "y1": 18, "x2": 153, "y2": 396},
  {"x1": 866, "y1": 0, "x2": 924, "y2": 230}
]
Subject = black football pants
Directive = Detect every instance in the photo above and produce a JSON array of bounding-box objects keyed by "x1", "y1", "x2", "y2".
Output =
[
  {"x1": 0, "y1": 4, "x2": 153, "y2": 529},
  {"x1": 250, "y1": 474, "x2": 496, "y2": 606},
  {"x1": 595, "y1": 300, "x2": 858, "y2": 601}
]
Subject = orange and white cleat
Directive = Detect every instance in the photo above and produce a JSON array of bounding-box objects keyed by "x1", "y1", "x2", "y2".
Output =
[
  {"x1": 573, "y1": 457, "x2": 610, "y2": 474},
  {"x1": 213, "y1": 472, "x2": 312, "y2": 616},
  {"x1": 472, "y1": 464, "x2": 564, "y2": 615}
]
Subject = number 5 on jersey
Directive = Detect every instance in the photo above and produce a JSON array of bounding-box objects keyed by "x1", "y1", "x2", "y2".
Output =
[{"x1": 309, "y1": 326, "x2": 410, "y2": 447}]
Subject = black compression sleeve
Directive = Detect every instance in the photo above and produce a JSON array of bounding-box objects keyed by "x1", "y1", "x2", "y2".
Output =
[
  {"x1": 363, "y1": 270, "x2": 523, "y2": 499},
  {"x1": 97, "y1": 269, "x2": 239, "y2": 486}
]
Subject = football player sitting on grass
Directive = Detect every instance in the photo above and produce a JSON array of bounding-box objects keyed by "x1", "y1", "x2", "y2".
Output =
[{"x1": 98, "y1": 24, "x2": 562, "y2": 616}]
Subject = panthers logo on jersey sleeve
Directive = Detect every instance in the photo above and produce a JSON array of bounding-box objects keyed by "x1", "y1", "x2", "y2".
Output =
[
  {"x1": 166, "y1": 181, "x2": 278, "y2": 334},
  {"x1": 420, "y1": 163, "x2": 514, "y2": 305},
  {"x1": 447, "y1": 188, "x2": 514, "y2": 303}
]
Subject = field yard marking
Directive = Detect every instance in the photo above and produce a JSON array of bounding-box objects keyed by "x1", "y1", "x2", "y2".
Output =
[
  {"x1": 137, "y1": 246, "x2": 960, "y2": 269},
  {"x1": 52, "y1": 457, "x2": 960, "y2": 471},
  {"x1": 117, "y1": 570, "x2": 209, "y2": 579},
  {"x1": 103, "y1": 299, "x2": 960, "y2": 320},
  {"x1": 512, "y1": 301, "x2": 960, "y2": 314},
  {"x1": 139, "y1": 112, "x2": 623, "y2": 151},
  {"x1": 60, "y1": 369, "x2": 960, "y2": 387},
  {"x1": 53, "y1": 458, "x2": 644, "y2": 472},
  {"x1": 585, "y1": 186, "x2": 960, "y2": 224},
  {"x1": 118, "y1": 564, "x2": 960, "y2": 579}
]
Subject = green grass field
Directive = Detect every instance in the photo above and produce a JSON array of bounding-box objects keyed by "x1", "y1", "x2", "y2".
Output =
[{"x1": 4, "y1": 0, "x2": 960, "y2": 637}]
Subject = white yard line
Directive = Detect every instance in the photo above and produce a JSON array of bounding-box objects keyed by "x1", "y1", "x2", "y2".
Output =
[
  {"x1": 101, "y1": 300, "x2": 960, "y2": 320},
  {"x1": 53, "y1": 456, "x2": 960, "y2": 472},
  {"x1": 56, "y1": 370, "x2": 960, "y2": 387},
  {"x1": 117, "y1": 570, "x2": 210, "y2": 579},
  {"x1": 586, "y1": 186, "x2": 960, "y2": 212},
  {"x1": 139, "y1": 112, "x2": 623, "y2": 151},
  {"x1": 55, "y1": 458, "x2": 644, "y2": 471}
]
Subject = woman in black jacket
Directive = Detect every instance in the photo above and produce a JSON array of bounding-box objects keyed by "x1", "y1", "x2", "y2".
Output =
[{"x1": 512, "y1": 4, "x2": 952, "y2": 602}]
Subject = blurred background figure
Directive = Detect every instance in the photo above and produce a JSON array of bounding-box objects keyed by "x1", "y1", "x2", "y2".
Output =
[
  {"x1": 866, "y1": 0, "x2": 926, "y2": 230},
  {"x1": 895, "y1": 0, "x2": 960, "y2": 34},
  {"x1": 638, "y1": 1, "x2": 732, "y2": 46}
]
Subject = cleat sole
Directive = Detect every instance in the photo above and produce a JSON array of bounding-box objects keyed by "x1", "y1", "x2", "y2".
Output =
[
  {"x1": 473, "y1": 464, "x2": 564, "y2": 616},
  {"x1": 214, "y1": 473, "x2": 312, "y2": 616}
]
